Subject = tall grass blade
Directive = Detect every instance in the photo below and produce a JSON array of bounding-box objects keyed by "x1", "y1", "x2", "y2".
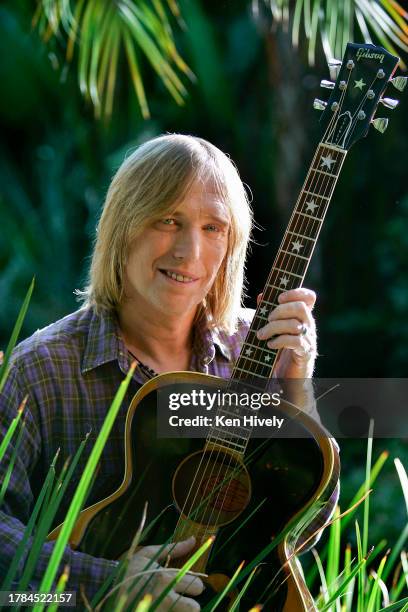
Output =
[
  {"x1": 366, "y1": 553, "x2": 389, "y2": 612},
  {"x1": 207, "y1": 560, "x2": 245, "y2": 612},
  {"x1": 363, "y1": 421, "x2": 374, "y2": 559},
  {"x1": 378, "y1": 596, "x2": 408, "y2": 611},
  {"x1": 319, "y1": 557, "x2": 368, "y2": 612},
  {"x1": 229, "y1": 565, "x2": 259, "y2": 612},
  {"x1": 326, "y1": 505, "x2": 341, "y2": 600},
  {"x1": 394, "y1": 458, "x2": 408, "y2": 514},
  {"x1": 0, "y1": 397, "x2": 26, "y2": 465},
  {"x1": 355, "y1": 520, "x2": 365, "y2": 612},
  {"x1": 0, "y1": 420, "x2": 26, "y2": 505},
  {"x1": 0, "y1": 278, "x2": 34, "y2": 393},
  {"x1": 312, "y1": 547, "x2": 330, "y2": 606},
  {"x1": 47, "y1": 565, "x2": 70, "y2": 612},
  {"x1": 134, "y1": 594, "x2": 153, "y2": 612}
]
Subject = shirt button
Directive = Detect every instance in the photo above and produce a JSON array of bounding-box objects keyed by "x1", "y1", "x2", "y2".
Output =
[{"x1": 201, "y1": 356, "x2": 211, "y2": 365}]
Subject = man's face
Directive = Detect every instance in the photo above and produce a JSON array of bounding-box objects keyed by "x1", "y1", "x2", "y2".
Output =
[{"x1": 122, "y1": 181, "x2": 230, "y2": 319}]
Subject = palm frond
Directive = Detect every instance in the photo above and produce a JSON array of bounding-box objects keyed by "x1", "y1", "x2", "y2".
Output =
[
  {"x1": 257, "y1": 0, "x2": 408, "y2": 68},
  {"x1": 32, "y1": 0, "x2": 193, "y2": 119}
]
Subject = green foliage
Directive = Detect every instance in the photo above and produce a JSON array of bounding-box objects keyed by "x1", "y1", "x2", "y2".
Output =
[
  {"x1": 305, "y1": 439, "x2": 408, "y2": 611},
  {"x1": 32, "y1": 0, "x2": 194, "y2": 119},
  {"x1": 256, "y1": 0, "x2": 408, "y2": 67}
]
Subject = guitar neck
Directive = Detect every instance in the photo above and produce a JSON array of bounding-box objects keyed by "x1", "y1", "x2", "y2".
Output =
[
  {"x1": 205, "y1": 142, "x2": 347, "y2": 455},
  {"x1": 233, "y1": 142, "x2": 347, "y2": 384}
]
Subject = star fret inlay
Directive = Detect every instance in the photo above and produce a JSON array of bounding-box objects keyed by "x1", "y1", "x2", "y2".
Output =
[
  {"x1": 305, "y1": 199, "x2": 318, "y2": 213},
  {"x1": 264, "y1": 354, "x2": 271, "y2": 362},
  {"x1": 291, "y1": 240, "x2": 303, "y2": 253},
  {"x1": 320, "y1": 154, "x2": 335, "y2": 170},
  {"x1": 245, "y1": 347, "x2": 253, "y2": 356},
  {"x1": 279, "y1": 276, "x2": 289, "y2": 287},
  {"x1": 259, "y1": 306, "x2": 268, "y2": 316}
]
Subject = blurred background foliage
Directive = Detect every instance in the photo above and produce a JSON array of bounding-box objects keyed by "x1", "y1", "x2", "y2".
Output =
[{"x1": 0, "y1": 0, "x2": 407, "y2": 549}]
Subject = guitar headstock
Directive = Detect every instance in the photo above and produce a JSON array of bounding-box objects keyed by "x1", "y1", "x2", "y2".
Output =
[{"x1": 316, "y1": 43, "x2": 404, "y2": 150}]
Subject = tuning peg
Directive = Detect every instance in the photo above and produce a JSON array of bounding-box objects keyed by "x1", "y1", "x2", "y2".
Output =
[
  {"x1": 379, "y1": 97, "x2": 399, "y2": 110},
  {"x1": 320, "y1": 79, "x2": 335, "y2": 89},
  {"x1": 390, "y1": 76, "x2": 407, "y2": 92},
  {"x1": 372, "y1": 117, "x2": 389, "y2": 133},
  {"x1": 328, "y1": 58, "x2": 341, "y2": 80},
  {"x1": 313, "y1": 98, "x2": 327, "y2": 111}
]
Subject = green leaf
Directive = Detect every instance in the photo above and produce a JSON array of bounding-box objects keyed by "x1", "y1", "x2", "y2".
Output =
[
  {"x1": 319, "y1": 557, "x2": 368, "y2": 612},
  {"x1": 0, "y1": 278, "x2": 34, "y2": 394}
]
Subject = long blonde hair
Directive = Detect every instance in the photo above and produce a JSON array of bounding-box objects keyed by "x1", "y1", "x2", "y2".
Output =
[{"x1": 79, "y1": 134, "x2": 253, "y2": 334}]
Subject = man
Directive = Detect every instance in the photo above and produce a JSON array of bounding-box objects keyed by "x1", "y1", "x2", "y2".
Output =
[{"x1": 0, "y1": 134, "x2": 335, "y2": 609}]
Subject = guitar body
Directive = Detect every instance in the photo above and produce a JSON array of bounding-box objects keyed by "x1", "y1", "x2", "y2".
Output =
[{"x1": 51, "y1": 372, "x2": 339, "y2": 610}]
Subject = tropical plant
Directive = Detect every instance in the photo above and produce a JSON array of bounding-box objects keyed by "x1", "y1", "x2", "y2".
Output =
[
  {"x1": 255, "y1": 0, "x2": 408, "y2": 67},
  {"x1": 32, "y1": 0, "x2": 408, "y2": 120},
  {"x1": 32, "y1": 0, "x2": 194, "y2": 119}
]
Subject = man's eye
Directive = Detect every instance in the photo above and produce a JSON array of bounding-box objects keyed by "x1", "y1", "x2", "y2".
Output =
[
  {"x1": 204, "y1": 224, "x2": 219, "y2": 232},
  {"x1": 162, "y1": 218, "x2": 176, "y2": 225}
]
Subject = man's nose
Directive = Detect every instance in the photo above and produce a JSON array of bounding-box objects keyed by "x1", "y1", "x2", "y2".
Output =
[{"x1": 172, "y1": 227, "x2": 201, "y2": 261}]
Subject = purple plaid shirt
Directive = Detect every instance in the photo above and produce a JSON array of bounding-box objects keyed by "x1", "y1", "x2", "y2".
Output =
[{"x1": 0, "y1": 306, "x2": 339, "y2": 602}]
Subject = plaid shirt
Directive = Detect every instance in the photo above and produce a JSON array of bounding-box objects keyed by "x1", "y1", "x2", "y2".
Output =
[{"x1": 0, "y1": 306, "x2": 339, "y2": 602}]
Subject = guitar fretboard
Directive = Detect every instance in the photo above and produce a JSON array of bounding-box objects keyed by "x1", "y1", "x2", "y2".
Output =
[{"x1": 205, "y1": 142, "x2": 347, "y2": 454}]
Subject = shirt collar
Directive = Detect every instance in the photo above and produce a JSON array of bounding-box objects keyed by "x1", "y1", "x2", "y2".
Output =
[
  {"x1": 193, "y1": 314, "x2": 232, "y2": 364},
  {"x1": 82, "y1": 308, "x2": 129, "y2": 375}
]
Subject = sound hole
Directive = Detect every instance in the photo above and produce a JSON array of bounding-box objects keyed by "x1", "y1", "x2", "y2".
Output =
[{"x1": 172, "y1": 450, "x2": 251, "y2": 527}]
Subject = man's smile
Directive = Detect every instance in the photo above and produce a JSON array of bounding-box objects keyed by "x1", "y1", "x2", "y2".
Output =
[{"x1": 159, "y1": 268, "x2": 199, "y2": 284}]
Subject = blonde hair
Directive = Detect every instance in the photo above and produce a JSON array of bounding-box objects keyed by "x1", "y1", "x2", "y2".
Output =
[{"x1": 79, "y1": 134, "x2": 253, "y2": 334}]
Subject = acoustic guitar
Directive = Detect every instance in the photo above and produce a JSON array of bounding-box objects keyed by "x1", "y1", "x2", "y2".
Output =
[{"x1": 49, "y1": 43, "x2": 404, "y2": 610}]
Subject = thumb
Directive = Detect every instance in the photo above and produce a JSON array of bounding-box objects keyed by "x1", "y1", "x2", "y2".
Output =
[{"x1": 257, "y1": 293, "x2": 263, "y2": 306}]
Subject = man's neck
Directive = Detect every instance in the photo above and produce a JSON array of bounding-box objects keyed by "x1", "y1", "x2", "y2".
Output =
[{"x1": 117, "y1": 299, "x2": 196, "y2": 373}]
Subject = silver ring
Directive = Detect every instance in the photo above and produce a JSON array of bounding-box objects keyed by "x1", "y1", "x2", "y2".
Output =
[{"x1": 300, "y1": 323, "x2": 308, "y2": 336}]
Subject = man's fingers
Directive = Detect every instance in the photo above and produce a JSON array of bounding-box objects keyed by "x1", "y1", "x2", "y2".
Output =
[
  {"x1": 174, "y1": 574, "x2": 205, "y2": 596},
  {"x1": 264, "y1": 301, "x2": 315, "y2": 328},
  {"x1": 167, "y1": 536, "x2": 197, "y2": 560},
  {"x1": 163, "y1": 591, "x2": 201, "y2": 612},
  {"x1": 256, "y1": 318, "x2": 306, "y2": 339},
  {"x1": 278, "y1": 288, "x2": 316, "y2": 309},
  {"x1": 142, "y1": 536, "x2": 196, "y2": 562},
  {"x1": 267, "y1": 334, "x2": 314, "y2": 356}
]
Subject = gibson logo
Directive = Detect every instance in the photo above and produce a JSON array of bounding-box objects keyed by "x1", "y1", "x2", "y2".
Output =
[{"x1": 356, "y1": 47, "x2": 385, "y2": 63}]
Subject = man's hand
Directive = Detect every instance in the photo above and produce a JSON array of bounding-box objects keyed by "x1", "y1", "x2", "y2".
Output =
[
  {"x1": 256, "y1": 288, "x2": 317, "y2": 378},
  {"x1": 121, "y1": 536, "x2": 204, "y2": 611}
]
